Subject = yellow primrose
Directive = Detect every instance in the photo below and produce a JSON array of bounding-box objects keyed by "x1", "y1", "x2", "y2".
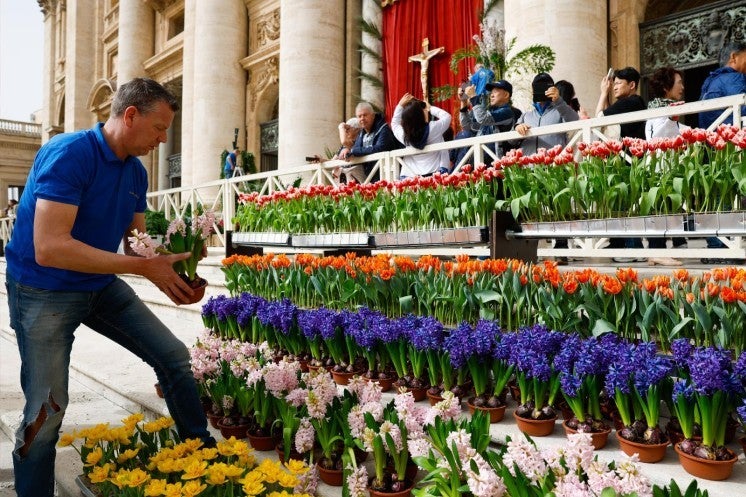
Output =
[
  {"x1": 116, "y1": 447, "x2": 141, "y2": 464},
  {"x1": 283, "y1": 459, "x2": 309, "y2": 475},
  {"x1": 240, "y1": 479, "x2": 266, "y2": 496},
  {"x1": 84, "y1": 447, "x2": 103, "y2": 467},
  {"x1": 199, "y1": 447, "x2": 219, "y2": 460},
  {"x1": 109, "y1": 467, "x2": 150, "y2": 489},
  {"x1": 276, "y1": 471, "x2": 298, "y2": 489},
  {"x1": 181, "y1": 458, "x2": 208, "y2": 480},
  {"x1": 223, "y1": 463, "x2": 246, "y2": 480},
  {"x1": 181, "y1": 438, "x2": 204, "y2": 453},
  {"x1": 163, "y1": 482, "x2": 183, "y2": 497},
  {"x1": 204, "y1": 463, "x2": 228, "y2": 485},
  {"x1": 88, "y1": 463, "x2": 115, "y2": 484},
  {"x1": 142, "y1": 420, "x2": 162, "y2": 434},
  {"x1": 57, "y1": 433, "x2": 75, "y2": 447},
  {"x1": 121, "y1": 412, "x2": 144, "y2": 429},
  {"x1": 256, "y1": 459, "x2": 281, "y2": 483},
  {"x1": 156, "y1": 457, "x2": 179, "y2": 474},
  {"x1": 181, "y1": 479, "x2": 207, "y2": 496},
  {"x1": 144, "y1": 478, "x2": 168, "y2": 496}
]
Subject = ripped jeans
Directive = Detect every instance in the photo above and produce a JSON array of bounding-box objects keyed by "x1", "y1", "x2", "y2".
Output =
[{"x1": 6, "y1": 275, "x2": 214, "y2": 497}]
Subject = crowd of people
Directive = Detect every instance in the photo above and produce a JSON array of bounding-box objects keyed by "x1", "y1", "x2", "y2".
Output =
[{"x1": 325, "y1": 41, "x2": 746, "y2": 265}]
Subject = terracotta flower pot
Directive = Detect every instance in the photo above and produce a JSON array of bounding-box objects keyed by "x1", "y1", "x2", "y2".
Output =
[
  {"x1": 616, "y1": 432, "x2": 669, "y2": 463},
  {"x1": 467, "y1": 398, "x2": 506, "y2": 423},
  {"x1": 674, "y1": 443, "x2": 737, "y2": 481},
  {"x1": 217, "y1": 419, "x2": 249, "y2": 440},
  {"x1": 247, "y1": 432, "x2": 277, "y2": 451},
  {"x1": 513, "y1": 411, "x2": 556, "y2": 437},
  {"x1": 316, "y1": 461, "x2": 343, "y2": 486},
  {"x1": 404, "y1": 385, "x2": 428, "y2": 402},
  {"x1": 376, "y1": 376, "x2": 396, "y2": 392},
  {"x1": 206, "y1": 412, "x2": 222, "y2": 429},
  {"x1": 426, "y1": 390, "x2": 444, "y2": 406},
  {"x1": 562, "y1": 420, "x2": 611, "y2": 450},
  {"x1": 367, "y1": 478, "x2": 414, "y2": 497},
  {"x1": 182, "y1": 275, "x2": 207, "y2": 304},
  {"x1": 331, "y1": 370, "x2": 358, "y2": 385}
]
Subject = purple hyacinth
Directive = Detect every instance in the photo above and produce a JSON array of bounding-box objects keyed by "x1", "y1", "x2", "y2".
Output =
[
  {"x1": 671, "y1": 338, "x2": 694, "y2": 369},
  {"x1": 560, "y1": 372, "x2": 582, "y2": 398},
  {"x1": 236, "y1": 293, "x2": 262, "y2": 327},
  {"x1": 444, "y1": 322, "x2": 474, "y2": 369},
  {"x1": 688, "y1": 346, "x2": 733, "y2": 396},
  {"x1": 413, "y1": 316, "x2": 446, "y2": 351},
  {"x1": 737, "y1": 398, "x2": 746, "y2": 425},
  {"x1": 735, "y1": 352, "x2": 746, "y2": 381},
  {"x1": 672, "y1": 378, "x2": 694, "y2": 403},
  {"x1": 633, "y1": 353, "x2": 673, "y2": 398},
  {"x1": 216, "y1": 295, "x2": 241, "y2": 321}
]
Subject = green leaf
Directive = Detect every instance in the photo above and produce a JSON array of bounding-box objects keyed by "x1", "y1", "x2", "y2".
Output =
[{"x1": 591, "y1": 319, "x2": 616, "y2": 336}]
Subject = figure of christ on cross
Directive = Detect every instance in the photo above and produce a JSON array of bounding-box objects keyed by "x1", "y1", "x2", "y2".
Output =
[{"x1": 408, "y1": 37, "x2": 444, "y2": 104}]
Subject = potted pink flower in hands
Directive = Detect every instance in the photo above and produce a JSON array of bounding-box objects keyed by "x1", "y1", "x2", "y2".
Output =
[{"x1": 128, "y1": 209, "x2": 215, "y2": 304}]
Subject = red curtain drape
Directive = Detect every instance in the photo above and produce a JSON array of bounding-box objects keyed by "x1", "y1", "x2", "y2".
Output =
[{"x1": 382, "y1": 0, "x2": 482, "y2": 122}]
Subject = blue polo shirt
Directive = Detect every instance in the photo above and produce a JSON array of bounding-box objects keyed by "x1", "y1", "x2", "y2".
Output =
[{"x1": 6, "y1": 123, "x2": 148, "y2": 291}]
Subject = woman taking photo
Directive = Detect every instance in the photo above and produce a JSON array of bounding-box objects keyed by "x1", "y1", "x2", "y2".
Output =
[{"x1": 391, "y1": 93, "x2": 451, "y2": 178}]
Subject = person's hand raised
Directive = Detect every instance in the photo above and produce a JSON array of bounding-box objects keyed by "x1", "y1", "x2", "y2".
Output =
[{"x1": 398, "y1": 93, "x2": 415, "y2": 107}]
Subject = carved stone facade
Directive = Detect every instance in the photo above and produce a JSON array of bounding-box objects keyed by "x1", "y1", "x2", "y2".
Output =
[{"x1": 640, "y1": 0, "x2": 746, "y2": 75}]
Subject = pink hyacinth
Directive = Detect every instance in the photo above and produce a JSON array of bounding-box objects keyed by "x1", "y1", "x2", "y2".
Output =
[
  {"x1": 295, "y1": 418, "x2": 315, "y2": 454},
  {"x1": 345, "y1": 464, "x2": 369, "y2": 497},
  {"x1": 423, "y1": 391, "x2": 461, "y2": 425},
  {"x1": 445, "y1": 429, "x2": 476, "y2": 462},
  {"x1": 379, "y1": 421, "x2": 402, "y2": 453},
  {"x1": 127, "y1": 229, "x2": 159, "y2": 258},
  {"x1": 502, "y1": 438, "x2": 548, "y2": 483},
  {"x1": 407, "y1": 437, "x2": 432, "y2": 459},
  {"x1": 263, "y1": 360, "x2": 300, "y2": 396},
  {"x1": 553, "y1": 473, "x2": 592, "y2": 497},
  {"x1": 285, "y1": 387, "x2": 309, "y2": 408},
  {"x1": 192, "y1": 210, "x2": 216, "y2": 239},
  {"x1": 465, "y1": 453, "x2": 506, "y2": 497},
  {"x1": 294, "y1": 464, "x2": 318, "y2": 496}
]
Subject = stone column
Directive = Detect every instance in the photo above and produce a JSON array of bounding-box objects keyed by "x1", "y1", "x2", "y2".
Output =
[
  {"x1": 40, "y1": 4, "x2": 55, "y2": 142},
  {"x1": 187, "y1": 0, "x2": 247, "y2": 187},
  {"x1": 359, "y1": 0, "x2": 383, "y2": 110},
  {"x1": 117, "y1": 0, "x2": 154, "y2": 83},
  {"x1": 181, "y1": 0, "x2": 196, "y2": 188},
  {"x1": 504, "y1": 0, "x2": 607, "y2": 116},
  {"x1": 64, "y1": 0, "x2": 97, "y2": 131},
  {"x1": 278, "y1": 0, "x2": 346, "y2": 168},
  {"x1": 609, "y1": 0, "x2": 647, "y2": 72},
  {"x1": 158, "y1": 127, "x2": 173, "y2": 190}
]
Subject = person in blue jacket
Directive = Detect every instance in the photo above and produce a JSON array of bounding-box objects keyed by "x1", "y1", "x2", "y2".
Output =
[
  {"x1": 339, "y1": 101, "x2": 402, "y2": 181},
  {"x1": 699, "y1": 41, "x2": 746, "y2": 129},
  {"x1": 698, "y1": 41, "x2": 746, "y2": 260}
]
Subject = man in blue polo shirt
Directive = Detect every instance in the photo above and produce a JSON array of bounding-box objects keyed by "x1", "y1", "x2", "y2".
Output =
[{"x1": 5, "y1": 78, "x2": 215, "y2": 497}]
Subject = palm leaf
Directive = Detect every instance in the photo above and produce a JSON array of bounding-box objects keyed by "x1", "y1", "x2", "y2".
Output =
[
  {"x1": 358, "y1": 44, "x2": 382, "y2": 64},
  {"x1": 507, "y1": 44, "x2": 556, "y2": 76},
  {"x1": 480, "y1": 0, "x2": 500, "y2": 22},
  {"x1": 358, "y1": 18, "x2": 382, "y2": 40},
  {"x1": 431, "y1": 84, "x2": 457, "y2": 103},
  {"x1": 449, "y1": 46, "x2": 481, "y2": 74},
  {"x1": 357, "y1": 70, "x2": 384, "y2": 89}
]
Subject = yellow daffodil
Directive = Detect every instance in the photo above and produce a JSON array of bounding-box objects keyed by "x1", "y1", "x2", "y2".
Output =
[
  {"x1": 84, "y1": 447, "x2": 103, "y2": 467},
  {"x1": 156, "y1": 457, "x2": 179, "y2": 474},
  {"x1": 283, "y1": 459, "x2": 309, "y2": 475},
  {"x1": 181, "y1": 458, "x2": 208, "y2": 480},
  {"x1": 163, "y1": 482, "x2": 183, "y2": 497},
  {"x1": 121, "y1": 412, "x2": 144, "y2": 430},
  {"x1": 277, "y1": 471, "x2": 298, "y2": 488},
  {"x1": 116, "y1": 447, "x2": 141, "y2": 464},
  {"x1": 181, "y1": 479, "x2": 207, "y2": 496},
  {"x1": 199, "y1": 447, "x2": 219, "y2": 460},
  {"x1": 109, "y1": 468, "x2": 150, "y2": 489},
  {"x1": 256, "y1": 459, "x2": 281, "y2": 484},
  {"x1": 87, "y1": 463, "x2": 114, "y2": 484},
  {"x1": 144, "y1": 478, "x2": 168, "y2": 496},
  {"x1": 57, "y1": 433, "x2": 75, "y2": 447},
  {"x1": 223, "y1": 463, "x2": 246, "y2": 480},
  {"x1": 204, "y1": 463, "x2": 228, "y2": 485}
]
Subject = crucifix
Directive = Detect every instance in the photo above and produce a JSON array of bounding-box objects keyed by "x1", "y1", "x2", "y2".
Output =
[{"x1": 408, "y1": 38, "x2": 444, "y2": 103}]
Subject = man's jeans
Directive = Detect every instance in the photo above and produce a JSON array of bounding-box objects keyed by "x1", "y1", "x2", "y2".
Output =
[{"x1": 6, "y1": 275, "x2": 213, "y2": 497}]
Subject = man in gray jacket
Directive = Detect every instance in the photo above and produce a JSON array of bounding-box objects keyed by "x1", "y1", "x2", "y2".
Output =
[{"x1": 514, "y1": 73, "x2": 579, "y2": 155}]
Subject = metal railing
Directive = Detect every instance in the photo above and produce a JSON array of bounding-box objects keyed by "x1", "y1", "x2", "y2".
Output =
[{"x1": 2, "y1": 94, "x2": 744, "y2": 257}]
